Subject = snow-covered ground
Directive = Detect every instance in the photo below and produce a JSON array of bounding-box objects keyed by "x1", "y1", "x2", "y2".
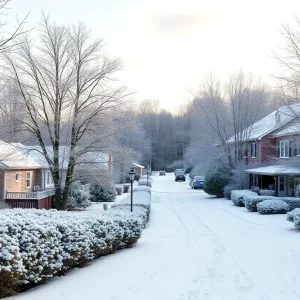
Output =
[{"x1": 8, "y1": 173, "x2": 300, "y2": 300}]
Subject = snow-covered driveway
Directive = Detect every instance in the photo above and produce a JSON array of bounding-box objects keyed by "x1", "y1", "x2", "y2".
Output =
[{"x1": 10, "y1": 173, "x2": 300, "y2": 300}]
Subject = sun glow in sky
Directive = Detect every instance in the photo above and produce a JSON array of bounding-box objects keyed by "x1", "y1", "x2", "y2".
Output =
[{"x1": 8, "y1": 0, "x2": 300, "y2": 112}]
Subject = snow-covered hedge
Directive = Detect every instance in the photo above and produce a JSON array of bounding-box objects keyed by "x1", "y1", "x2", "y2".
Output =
[
  {"x1": 115, "y1": 185, "x2": 124, "y2": 195},
  {"x1": 244, "y1": 195, "x2": 275, "y2": 212},
  {"x1": 138, "y1": 178, "x2": 152, "y2": 187},
  {"x1": 0, "y1": 203, "x2": 150, "y2": 298},
  {"x1": 257, "y1": 200, "x2": 290, "y2": 214},
  {"x1": 122, "y1": 184, "x2": 130, "y2": 193},
  {"x1": 287, "y1": 208, "x2": 300, "y2": 228},
  {"x1": 231, "y1": 190, "x2": 257, "y2": 207},
  {"x1": 258, "y1": 189, "x2": 276, "y2": 197},
  {"x1": 68, "y1": 181, "x2": 91, "y2": 210},
  {"x1": 89, "y1": 185, "x2": 117, "y2": 202},
  {"x1": 111, "y1": 186, "x2": 152, "y2": 224},
  {"x1": 280, "y1": 197, "x2": 300, "y2": 210}
]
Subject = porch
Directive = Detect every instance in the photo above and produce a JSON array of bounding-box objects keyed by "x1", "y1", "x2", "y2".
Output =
[
  {"x1": 246, "y1": 165, "x2": 300, "y2": 197},
  {"x1": 5, "y1": 189, "x2": 55, "y2": 209}
]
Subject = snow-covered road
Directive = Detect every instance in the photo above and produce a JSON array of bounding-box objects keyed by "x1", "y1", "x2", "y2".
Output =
[{"x1": 10, "y1": 173, "x2": 300, "y2": 300}]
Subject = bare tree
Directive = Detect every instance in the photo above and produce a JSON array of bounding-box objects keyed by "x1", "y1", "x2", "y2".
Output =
[
  {"x1": 5, "y1": 15, "x2": 130, "y2": 210},
  {"x1": 187, "y1": 71, "x2": 271, "y2": 171},
  {"x1": 0, "y1": 0, "x2": 29, "y2": 52}
]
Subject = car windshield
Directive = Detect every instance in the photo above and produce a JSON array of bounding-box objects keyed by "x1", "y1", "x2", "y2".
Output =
[
  {"x1": 194, "y1": 176, "x2": 204, "y2": 180},
  {"x1": 177, "y1": 171, "x2": 185, "y2": 175}
]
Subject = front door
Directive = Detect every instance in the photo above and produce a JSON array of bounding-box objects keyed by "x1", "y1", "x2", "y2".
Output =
[{"x1": 278, "y1": 176, "x2": 286, "y2": 197}]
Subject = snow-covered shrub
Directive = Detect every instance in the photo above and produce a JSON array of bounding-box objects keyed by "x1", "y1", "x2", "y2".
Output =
[
  {"x1": 203, "y1": 166, "x2": 230, "y2": 197},
  {"x1": 138, "y1": 178, "x2": 152, "y2": 187},
  {"x1": 257, "y1": 200, "x2": 290, "y2": 214},
  {"x1": 280, "y1": 197, "x2": 300, "y2": 210},
  {"x1": 258, "y1": 189, "x2": 276, "y2": 196},
  {"x1": 0, "y1": 201, "x2": 10, "y2": 209},
  {"x1": 68, "y1": 181, "x2": 91, "y2": 210},
  {"x1": 231, "y1": 190, "x2": 257, "y2": 207},
  {"x1": 89, "y1": 184, "x2": 117, "y2": 202},
  {"x1": 224, "y1": 184, "x2": 239, "y2": 200},
  {"x1": 244, "y1": 195, "x2": 275, "y2": 212},
  {"x1": 111, "y1": 187, "x2": 152, "y2": 225},
  {"x1": 122, "y1": 184, "x2": 130, "y2": 193},
  {"x1": 287, "y1": 208, "x2": 300, "y2": 228},
  {"x1": 0, "y1": 208, "x2": 146, "y2": 298},
  {"x1": 115, "y1": 185, "x2": 124, "y2": 195}
]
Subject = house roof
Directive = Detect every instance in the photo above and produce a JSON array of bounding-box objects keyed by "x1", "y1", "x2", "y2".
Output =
[
  {"x1": 272, "y1": 120, "x2": 300, "y2": 137},
  {"x1": 0, "y1": 141, "x2": 41, "y2": 169},
  {"x1": 228, "y1": 104, "x2": 300, "y2": 143},
  {"x1": 13, "y1": 144, "x2": 109, "y2": 170},
  {"x1": 246, "y1": 165, "x2": 300, "y2": 176},
  {"x1": 133, "y1": 163, "x2": 144, "y2": 169}
]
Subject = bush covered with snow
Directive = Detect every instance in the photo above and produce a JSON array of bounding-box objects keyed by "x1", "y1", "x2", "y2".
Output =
[
  {"x1": 258, "y1": 189, "x2": 276, "y2": 196},
  {"x1": 115, "y1": 185, "x2": 124, "y2": 195},
  {"x1": 138, "y1": 178, "x2": 152, "y2": 187},
  {"x1": 0, "y1": 201, "x2": 151, "y2": 298},
  {"x1": 224, "y1": 184, "x2": 239, "y2": 200},
  {"x1": 111, "y1": 186, "x2": 151, "y2": 224},
  {"x1": 67, "y1": 181, "x2": 91, "y2": 210},
  {"x1": 203, "y1": 167, "x2": 230, "y2": 197},
  {"x1": 257, "y1": 200, "x2": 290, "y2": 214},
  {"x1": 122, "y1": 184, "x2": 130, "y2": 193},
  {"x1": 287, "y1": 208, "x2": 300, "y2": 228},
  {"x1": 280, "y1": 197, "x2": 300, "y2": 210},
  {"x1": 89, "y1": 184, "x2": 117, "y2": 202},
  {"x1": 231, "y1": 190, "x2": 257, "y2": 207},
  {"x1": 244, "y1": 195, "x2": 275, "y2": 212}
]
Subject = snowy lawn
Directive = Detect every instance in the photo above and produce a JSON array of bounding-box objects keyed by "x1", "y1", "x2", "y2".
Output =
[{"x1": 7, "y1": 173, "x2": 300, "y2": 300}]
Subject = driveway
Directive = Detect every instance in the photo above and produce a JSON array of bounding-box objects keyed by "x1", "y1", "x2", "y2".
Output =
[{"x1": 10, "y1": 173, "x2": 300, "y2": 300}]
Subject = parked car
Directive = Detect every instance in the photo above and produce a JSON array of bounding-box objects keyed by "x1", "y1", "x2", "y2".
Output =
[
  {"x1": 190, "y1": 176, "x2": 205, "y2": 189},
  {"x1": 159, "y1": 170, "x2": 166, "y2": 176},
  {"x1": 175, "y1": 171, "x2": 186, "y2": 181},
  {"x1": 174, "y1": 169, "x2": 184, "y2": 175}
]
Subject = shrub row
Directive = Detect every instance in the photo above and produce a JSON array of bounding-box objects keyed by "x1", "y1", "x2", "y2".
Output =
[
  {"x1": 231, "y1": 190, "x2": 257, "y2": 207},
  {"x1": 0, "y1": 196, "x2": 151, "y2": 298},
  {"x1": 111, "y1": 186, "x2": 152, "y2": 224},
  {"x1": 287, "y1": 208, "x2": 300, "y2": 228},
  {"x1": 231, "y1": 190, "x2": 300, "y2": 214}
]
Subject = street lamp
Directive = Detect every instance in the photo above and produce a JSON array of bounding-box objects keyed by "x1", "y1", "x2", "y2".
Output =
[
  {"x1": 129, "y1": 168, "x2": 136, "y2": 212},
  {"x1": 147, "y1": 164, "x2": 150, "y2": 186}
]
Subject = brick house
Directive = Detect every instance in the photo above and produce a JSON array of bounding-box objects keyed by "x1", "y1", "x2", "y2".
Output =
[{"x1": 231, "y1": 104, "x2": 300, "y2": 196}]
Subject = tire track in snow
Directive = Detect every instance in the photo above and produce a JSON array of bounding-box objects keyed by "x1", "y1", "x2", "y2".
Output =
[{"x1": 178, "y1": 196, "x2": 273, "y2": 300}]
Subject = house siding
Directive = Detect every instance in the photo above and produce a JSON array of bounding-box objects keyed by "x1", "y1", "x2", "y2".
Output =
[
  {"x1": 0, "y1": 169, "x2": 5, "y2": 203},
  {"x1": 5, "y1": 169, "x2": 38, "y2": 193}
]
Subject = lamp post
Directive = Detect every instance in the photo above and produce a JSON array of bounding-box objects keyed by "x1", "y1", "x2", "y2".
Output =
[
  {"x1": 147, "y1": 164, "x2": 150, "y2": 186},
  {"x1": 129, "y1": 168, "x2": 136, "y2": 212}
]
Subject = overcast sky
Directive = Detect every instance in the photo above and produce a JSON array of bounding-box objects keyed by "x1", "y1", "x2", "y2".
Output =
[{"x1": 7, "y1": 0, "x2": 300, "y2": 112}]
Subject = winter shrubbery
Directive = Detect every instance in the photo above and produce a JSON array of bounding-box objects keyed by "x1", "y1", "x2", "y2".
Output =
[
  {"x1": 280, "y1": 197, "x2": 300, "y2": 210},
  {"x1": 258, "y1": 189, "x2": 276, "y2": 196},
  {"x1": 0, "y1": 187, "x2": 152, "y2": 298},
  {"x1": 224, "y1": 184, "x2": 239, "y2": 200},
  {"x1": 122, "y1": 184, "x2": 130, "y2": 193},
  {"x1": 111, "y1": 186, "x2": 151, "y2": 223},
  {"x1": 115, "y1": 185, "x2": 124, "y2": 195},
  {"x1": 244, "y1": 195, "x2": 275, "y2": 212},
  {"x1": 89, "y1": 184, "x2": 117, "y2": 202},
  {"x1": 231, "y1": 190, "x2": 257, "y2": 207},
  {"x1": 287, "y1": 208, "x2": 300, "y2": 228},
  {"x1": 257, "y1": 200, "x2": 290, "y2": 214},
  {"x1": 67, "y1": 181, "x2": 91, "y2": 210},
  {"x1": 138, "y1": 178, "x2": 152, "y2": 187},
  {"x1": 203, "y1": 167, "x2": 230, "y2": 197}
]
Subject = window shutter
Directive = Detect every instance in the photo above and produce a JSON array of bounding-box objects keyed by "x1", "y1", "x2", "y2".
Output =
[
  {"x1": 294, "y1": 144, "x2": 298, "y2": 157},
  {"x1": 289, "y1": 141, "x2": 292, "y2": 157},
  {"x1": 254, "y1": 143, "x2": 257, "y2": 158},
  {"x1": 277, "y1": 141, "x2": 280, "y2": 157}
]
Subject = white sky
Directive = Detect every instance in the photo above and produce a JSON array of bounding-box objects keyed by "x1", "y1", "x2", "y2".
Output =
[{"x1": 7, "y1": 0, "x2": 300, "y2": 112}]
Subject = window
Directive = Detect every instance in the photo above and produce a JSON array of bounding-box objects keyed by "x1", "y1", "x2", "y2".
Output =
[
  {"x1": 279, "y1": 140, "x2": 290, "y2": 158},
  {"x1": 15, "y1": 173, "x2": 19, "y2": 182},
  {"x1": 295, "y1": 142, "x2": 300, "y2": 156},
  {"x1": 251, "y1": 143, "x2": 256, "y2": 158},
  {"x1": 26, "y1": 172, "x2": 31, "y2": 188},
  {"x1": 46, "y1": 171, "x2": 53, "y2": 186}
]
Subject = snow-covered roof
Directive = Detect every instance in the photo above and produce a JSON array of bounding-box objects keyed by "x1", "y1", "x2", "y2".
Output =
[
  {"x1": 272, "y1": 121, "x2": 300, "y2": 137},
  {"x1": 228, "y1": 104, "x2": 300, "y2": 143},
  {"x1": 133, "y1": 163, "x2": 144, "y2": 169},
  {"x1": 13, "y1": 144, "x2": 109, "y2": 170},
  {"x1": 246, "y1": 165, "x2": 300, "y2": 175},
  {"x1": 0, "y1": 141, "x2": 41, "y2": 169}
]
